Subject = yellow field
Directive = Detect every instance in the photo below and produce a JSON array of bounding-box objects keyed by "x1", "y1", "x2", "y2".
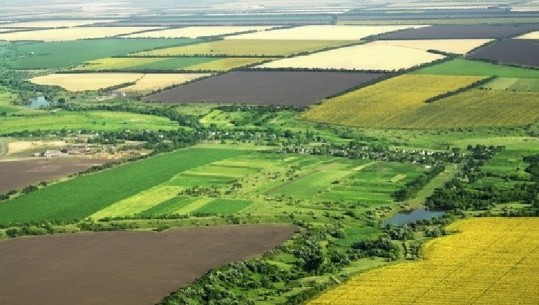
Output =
[
  {"x1": 301, "y1": 74, "x2": 484, "y2": 128},
  {"x1": 78, "y1": 57, "x2": 168, "y2": 71},
  {"x1": 308, "y1": 217, "x2": 539, "y2": 305},
  {"x1": 126, "y1": 26, "x2": 273, "y2": 38},
  {"x1": 226, "y1": 25, "x2": 426, "y2": 40},
  {"x1": 121, "y1": 73, "x2": 210, "y2": 93},
  {"x1": 136, "y1": 39, "x2": 351, "y2": 57},
  {"x1": 31, "y1": 73, "x2": 144, "y2": 91},
  {"x1": 517, "y1": 31, "x2": 539, "y2": 39},
  {"x1": 258, "y1": 43, "x2": 444, "y2": 71},
  {"x1": 0, "y1": 27, "x2": 160, "y2": 41},
  {"x1": 0, "y1": 20, "x2": 112, "y2": 28},
  {"x1": 185, "y1": 58, "x2": 272, "y2": 71},
  {"x1": 371, "y1": 39, "x2": 492, "y2": 54}
]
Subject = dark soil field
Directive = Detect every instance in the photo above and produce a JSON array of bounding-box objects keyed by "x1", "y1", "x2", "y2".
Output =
[
  {"x1": 378, "y1": 24, "x2": 539, "y2": 39},
  {"x1": 0, "y1": 225, "x2": 296, "y2": 305},
  {"x1": 468, "y1": 39, "x2": 539, "y2": 68},
  {"x1": 145, "y1": 71, "x2": 384, "y2": 106},
  {"x1": 0, "y1": 159, "x2": 109, "y2": 193}
]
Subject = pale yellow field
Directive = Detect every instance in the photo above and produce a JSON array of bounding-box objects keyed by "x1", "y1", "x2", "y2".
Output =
[
  {"x1": 0, "y1": 27, "x2": 160, "y2": 41},
  {"x1": 226, "y1": 25, "x2": 427, "y2": 40},
  {"x1": 121, "y1": 73, "x2": 210, "y2": 93},
  {"x1": 309, "y1": 218, "x2": 539, "y2": 305},
  {"x1": 127, "y1": 26, "x2": 273, "y2": 38},
  {"x1": 31, "y1": 73, "x2": 144, "y2": 91},
  {"x1": 371, "y1": 39, "x2": 492, "y2": 54},
  {"x1": 516, "y1": 31, "x2": 539, "y2": 39},
  {"x1": 258, "y1": 43, "x2": 444, "y2": 71},
  {"x1": 0, "y1": 20, "x2": 113, "y2": 28}
]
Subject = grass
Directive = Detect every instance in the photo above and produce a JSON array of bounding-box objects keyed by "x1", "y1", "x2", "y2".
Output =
[
  {"x1": 0, "y1": 111, "x2": 179, "y2": 134},
  {"x1": 10, "y1": 38, "x2": 201, "y2": 69},
  {"x1": 138, "y1": 196, "x2": 198, "y2": 217},
  {"x1": 193, "y1": 198, "x2": 252, "y2": 214},
  {"x1": 302, "y1": 74, "x2": 486, "y2": 129},
  {"x1": 308, "y1": 218, "x2": 539, "y2": 305},
  {"x1": 135, "y1": 39, "x2": 352, "y2": 57},
  {"x1": 0, "y1": 148, "x2": 246, "y2": 224},
  {"x1": 482, "y1": 77, "x2": 539, "y2": 92},
  {"x1": 415, "y1": 58, "x2": 539, "y2": 78}
]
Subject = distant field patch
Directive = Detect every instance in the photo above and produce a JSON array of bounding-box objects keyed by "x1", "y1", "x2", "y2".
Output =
[
  {"x1": 145, "y1": 71, "x2": 384, "y2": 107},
  {"x1": 135, "y1": 39, "x2": 351, "y2": 57},
  {"x1": 377, "y1": 24, "x2": 539, "y2": 39},
  {"x1": 31, "y1": 73, "x2": 144, "y2": 91},
  {"x1": 194, "y1": 198, "x2": 252, "y2": 215},
  {"x1": 301, "y1": 74, "x2": 485, "y2": 128},
  {"x1": 184, "y1": 57, "x2": 272, "y2": 71},
  {"x1": 257, "y1": 42, "x2": 444, "y2": 71},
  {"x1": 127, "y1": 26, "x2": 273, "y2": 38},
  {"x1": 0, "y1": 27, "x2": 161, "y2": 41},
  {"x1": 10, "y1": 38, "x2": 199, "y2": 69},
  {"x1": 516, "y1": 31, "x2": 539, "y2": 39},
  {"x1": 0, "y1": 111, "x2": 178, "y2": 135},
  {"x1": 416, "y1": 58, "x2": 539, "y2": 78},
  {"x1": 481, "y1": 77, "x2": 539, "y2": 92},
  {"x1": 308, "y1": 218, "x2": 539, "y2": 305},
  {"x1": 372, "y1": 39, "x2": 491, "y2": 54},
  {"x1": 121, "y1": 73, "x2": 210, "y2": 93},
  {"x1": 469, "y1": 39, "x2": 539, "y2": 68},
  {"x1": 226, "y1": 25, "x2": 426, "y2": 40},
  {"x1": 0, "y1": 20, "x2": 112, "y2": 28}
]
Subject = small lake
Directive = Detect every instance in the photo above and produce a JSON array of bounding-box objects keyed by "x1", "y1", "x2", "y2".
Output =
[
  {"x1": 383, "y1": 208, "x2": 445, "y2": 226},
  {"x1": 27, "y1": 96, "x2": 51, "y2": 109}
]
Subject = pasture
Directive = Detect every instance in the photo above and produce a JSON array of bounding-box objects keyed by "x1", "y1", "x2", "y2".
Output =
[
  {"x1": 469, "y1": 39, "x2": 539, "y2": 68},
  {"x1": 308, "y1": 218, "x2": 539, "y2": 305},
  {"x1": 127, "y1": 26, "x2": 273, "y2": 38},
  {"x1": 0, "y1": 111, "x2": 179, "y2": 135},
  {"x1": 0, "y1": 225, "x2": 295, "y2": 305},
  {"x1": 301, "y1": 74, "x2": 485, "y2": 128},
  {"x1": 226, "y1": 25, "x2": 425, "y2": 40},
  {"x1": 10, "y1": 38, "x2": 199, "y2": 69},
  {"x1": 135, "y1": 39, "x2": 351, "y2": 57},
  {"x1": 31, "y1": 73, "x2": 144, "y2": 91},
  {"x1": 372, "y1": 39, "x2": 491, "y2": 54},
  {"x1": 377, "y1": 24, "x2": 539, "y2": 39},
  {"x1": 257, "y1": 42, "x2": 444, "y2": 71},
  {"x1": 416, "y1": 58, "x2": 539, "y2": 78},
  {"x1": 121, "y1": 73, "x2": 210, "y2": 93},
  {"x1": 145, "y1": 71, "x2": 384, "y2": 106},
  {"x1": 0, "y1": 27, "x2": 161, "y2": 41}
]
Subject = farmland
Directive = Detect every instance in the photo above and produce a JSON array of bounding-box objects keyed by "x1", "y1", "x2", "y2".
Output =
[
  {"x1": 301, "y1": 74, "x2": 486, "y2": 128},
  {"x1": 0, "y1": 225, "x2": 295, "y2": 305},
  {"x1": 136, "y1": 39, "x2": 352, "y2": 57},
  {"x1": 308, "y1": 218, "x2": 539, "y2": 305},
  {"x1": 145, "y1": 71, "x2": 384, "y2": 106},
  {"x1": 257, "y1": 43, "x2": 444, "y2": 71},
  {"x1": 377, "y1": 24, "x2": 539, "y2": 39},
  {"x1": 31, "y1": 73, "x2": 145, "y2": 91},
  {"x1": 371, "y1": 39, "x2": 491, "y2": 54},
  {"x1": 78, "y1": 57, "x2": 270, "y2": 72},
  {"x1": 0, "y1": 27, "x2": 161, "y2": 41},
  {"x1": 10, "y1": 38, "x2": 200, "y2": 69},
  {"x1": 0, "y1": 111, "x2": 179, "y2": 135},
  {"x1": 415, "y1": 58, "x2": 539, "y2": 78},
  {"x1": 226, "y1": 25, "x2": 426, "y2": 40},
  {"x1": 126, "y1": 26, "x2": 273, "y2": 38},
  {"x1": 482, "y1": 77, "x2": 539, "y2": 92},
  {"x1": 469, "y1": 39, "x2": 539, "y2": 68},
  {"x1": 121, "y1": 73, "x2": 210, "y2": 93},
  {"x1": 0, "y1": 20, "x2": 111, "y2": 28},
  {"x1": 518, "y1": 30, "x2": 539, "y2": 39}
]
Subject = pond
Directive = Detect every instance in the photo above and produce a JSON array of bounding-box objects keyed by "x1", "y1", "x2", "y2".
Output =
[
  {"x1": 383, "y1": 207, "x2": 445, "y2": 226},
  {"x1": 27, "y1": 96, "x2": 51, "y2": 109}
]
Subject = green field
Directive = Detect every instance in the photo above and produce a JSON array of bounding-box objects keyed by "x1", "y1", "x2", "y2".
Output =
[
  {"x1": 78, "y1": 56, "x2": 271, "y2": 72},
  {"x1": 193, "y1": 198, "x2": 252, "y2": 214},
  {"x1": 0, "y1": 148, "x2": 246, "y2": 224},
  {"x1": 135, "y1": 39, "x2": 352, "y2": 57},
  {"x1": 0, "y1": 111, "x2": 179, "y2": 134},
  {"x1": 416, "y1": 58, "x2": 539, "y2": 78},
  {"x1": 10, "y1": 38, "x2": 201, "y2": 69},
  {"x1": 482, "y1": 77, "x2": 539, "y2": 92}
]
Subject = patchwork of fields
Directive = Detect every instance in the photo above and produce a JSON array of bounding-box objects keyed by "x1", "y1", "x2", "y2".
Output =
[
  {"x1": 308, "y1": 218, "x2": 539, "y2": 305},
  {"x1": 371, "y1": 39, "x2": 491, "y2": 54},
  {"x1": 126, "y1": 26, "x2": 273, "y2": 38},
  {"x1": 0, "y1": 27, "x2": 161, "y2": 41},
  {"x1": 377, "y1": 24, "x2": 539, "y2": 39},
  {"x1": 145, "y1": 71, "x2": 384, "y2": 106},
  {"x1": 469, "y1": 39, "x2": 539, "y2": 68}
]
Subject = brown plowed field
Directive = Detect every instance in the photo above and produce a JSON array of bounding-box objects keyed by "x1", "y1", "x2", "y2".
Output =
[
  {"x1": 469, "y1": 39, "x2": 539, "y2": 68},
  {"x1": 378, "y1": 24, "x2": 539, "y2": 39},
  {"x1": 145, "y1": 71, "x2": 384, "y2": 107},
  {"x1": 0, "y1": 159, "x2": 108, "y2": 193},
  {"x1": 0, "y1": 225, "x2": 296, "y2": 305}
]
